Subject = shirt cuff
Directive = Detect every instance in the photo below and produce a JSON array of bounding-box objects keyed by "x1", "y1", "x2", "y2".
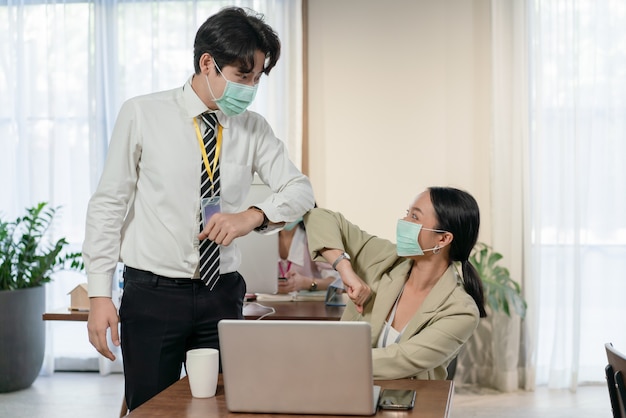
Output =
[{"x1": 87, "y1": 273, "x2": 114, "y2": 298}]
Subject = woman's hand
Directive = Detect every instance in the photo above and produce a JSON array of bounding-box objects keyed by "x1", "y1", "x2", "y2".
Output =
[
  {"x1": 277, "y1": 271, "x2": 314, "y2": 293},
  {"x1": 277, "y1": 275, "x2": 297, "y2": 293},
  {"x1": 340, "y1": 270, "x2": 371, "y2": 313},
  {"x1": 320, "y1": 248, "x2": 371, "y2": 313}
]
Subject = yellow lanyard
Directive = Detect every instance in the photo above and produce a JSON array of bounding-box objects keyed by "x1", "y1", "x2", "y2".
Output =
[{"x1": 193, "y1": 116, "x2": 223, "y2": 193}]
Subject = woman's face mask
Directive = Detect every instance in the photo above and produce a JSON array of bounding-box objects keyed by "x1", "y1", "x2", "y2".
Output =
[
  {"x1": 396, "y1": 219, "x2": 447, "y2": 257},
  {"x1": 205, "y1": 60, "x2": 258, "y2": 116}
]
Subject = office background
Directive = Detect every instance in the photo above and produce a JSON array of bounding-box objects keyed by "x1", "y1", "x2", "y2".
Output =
[
  {"x1": 2, "y1": 0, "x2": 625, "y2": 394},
  {"x1": 308, "y1": 0, "x2": 626, "y2": 392}
]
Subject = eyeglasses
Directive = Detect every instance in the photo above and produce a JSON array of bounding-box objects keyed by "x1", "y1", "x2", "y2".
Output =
[{"x1": 404, "y1": 210, "x2": 447, "y2": 234}]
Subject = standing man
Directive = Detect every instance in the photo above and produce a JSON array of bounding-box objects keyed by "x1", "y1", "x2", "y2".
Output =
[{"x1": 83, "y1": 7, "x2": 314, "y2": 411}]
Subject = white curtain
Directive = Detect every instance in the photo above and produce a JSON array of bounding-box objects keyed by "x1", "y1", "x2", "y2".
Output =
[
  {"x1": 471, "y1": 0, "x2": 626, "y2": 392},
  {"x1": 0, "y1": 0, "x2": 302, "y2": 373},
  {"x1": 454, "y1": 0, "x2": 532, "y2": 392},
  {"x1": 529, "y1": 0, "x2": 626, "y2": 389},
  {"x1": 489, "y1": 0, "x2": 532, "y2": 391}
]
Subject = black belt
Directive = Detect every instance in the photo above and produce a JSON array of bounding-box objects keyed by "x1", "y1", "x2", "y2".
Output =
[
  {"x1": 123, "y1": 266, "x2": 239, "y2": 287},
  {"x1": 123, "y1": 266, "x2": 197, "y2": 285}
]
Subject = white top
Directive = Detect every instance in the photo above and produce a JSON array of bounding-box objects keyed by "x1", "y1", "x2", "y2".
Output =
[
  {"x1": 376, "y1": 285, "x2": 407, "y2": 348},
  {"x1": 282, "y1": 226, "x2": 338, "y2": 280},
  {"x1": 377, "y1": 323, "x2": 401, "y2": 348},
  {"x1": 83, "y1": 76, "x2": 315, "y2": 297}
]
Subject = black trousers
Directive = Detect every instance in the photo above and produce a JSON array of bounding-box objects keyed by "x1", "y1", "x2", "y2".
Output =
[{"x1": 119, "y1": 266, "x2": 246, "y2": 411}]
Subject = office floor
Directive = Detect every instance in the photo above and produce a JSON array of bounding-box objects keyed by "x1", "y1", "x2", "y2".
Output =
[
  {"x1": 452, "y1": 383, "x2": 611, "y2": 417},
  {"x1": 0, "y1": 372, "x2": 613, "y2": 418},
  {"x1": 0, "y1": 372, "x2": 125, "y2": 418}
]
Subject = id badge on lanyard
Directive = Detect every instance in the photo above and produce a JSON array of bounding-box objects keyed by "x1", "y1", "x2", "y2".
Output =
[
  {"x1": 194, "y1": 116, "x2": 223, "y2": 228},
  {"x1": 201, "y1": 196, "x2": 221, "y2": 228}
]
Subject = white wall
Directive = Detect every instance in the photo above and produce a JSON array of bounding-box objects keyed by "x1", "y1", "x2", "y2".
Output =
[{"x1": 307, "y1": 0, "x2": 493, "y2": 242}]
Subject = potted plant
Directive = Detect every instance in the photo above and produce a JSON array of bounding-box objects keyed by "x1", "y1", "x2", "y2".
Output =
[
  {"x1": 454, "y1": 242, "x2": 527, "y2": 392},
  {"x1": 0, "y1": 202, "x2": 83, "y2": 393},
  {"x1": 470, "y1": 242, "x2": 527, "y2": 319}
]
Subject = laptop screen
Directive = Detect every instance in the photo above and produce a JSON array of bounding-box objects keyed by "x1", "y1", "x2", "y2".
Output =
[{"x1": 235, "y1": 175, "x2": 278, "y2": 295}]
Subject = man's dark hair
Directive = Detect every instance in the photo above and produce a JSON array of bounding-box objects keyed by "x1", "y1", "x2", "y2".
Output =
[{"x1": 193, "y1": 7, "x2": 281, "y2": 75}]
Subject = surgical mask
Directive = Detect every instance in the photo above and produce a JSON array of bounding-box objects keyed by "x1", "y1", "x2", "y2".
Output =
[
  {"x1": 205, "y1": 60, "x2": 258, "y2": 116},
  {"x1": 396, "y1": 219, "x2": 447, "y2": 257},
  {"x1": 283, "y1": 218, "x2": 303, "y2": 231}
]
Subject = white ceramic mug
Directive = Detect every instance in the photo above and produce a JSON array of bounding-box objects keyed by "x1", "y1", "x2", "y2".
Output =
[{"x1": 186, "y1": 348, "x2": 219, "y2": 398}]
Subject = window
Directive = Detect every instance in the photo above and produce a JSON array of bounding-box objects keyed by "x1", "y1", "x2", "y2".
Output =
[
  {"x1": 529, "y1": 0, "x2": 626, "y2": 387},
  {"x1": 0, "y1": 0, "x2": 302, "y2": 371}
]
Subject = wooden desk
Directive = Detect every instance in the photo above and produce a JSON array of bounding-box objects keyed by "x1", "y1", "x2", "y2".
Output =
[
  {"x1": 42, "y1": 309, "x2": 89, "y2": 321},
  {"x1": 43, "y1": 301, "x2": 344, "y2": 322},
  {"x1": 43, "y1": 300, "x2": 345, "y2": 417},
  {"x1": 128, "y1": 376, "x2": 454, "y2": 418},
  {"x1": 243, "y1": 300, "x2": 344, "y2": 320}
]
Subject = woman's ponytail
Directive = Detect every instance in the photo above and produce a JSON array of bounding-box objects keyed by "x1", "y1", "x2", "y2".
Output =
[{"x1": 461, "y1": 260, "x2": 487, "y2": 318}]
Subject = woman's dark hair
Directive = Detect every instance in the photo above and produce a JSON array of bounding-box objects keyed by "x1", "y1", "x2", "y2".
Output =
[
  {"x1": 193, "y1": 7, "x2": 281, "y2": 75},
  {"x1": 429, "y1": 187, "x2": 487, "y2": 318}
]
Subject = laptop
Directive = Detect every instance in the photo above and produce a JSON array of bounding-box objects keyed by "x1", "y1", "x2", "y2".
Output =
[{"x1": 218, "y1": 320, "x2": 381, "y2": 415}]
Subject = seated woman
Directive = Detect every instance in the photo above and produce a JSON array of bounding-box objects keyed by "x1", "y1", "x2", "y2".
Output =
[
  {"x1": 303, "y1": 186, "x2": 486, "y2": 380},
  {"x1": 277, "y1": 218, "x2": 340, "y2": 294}
]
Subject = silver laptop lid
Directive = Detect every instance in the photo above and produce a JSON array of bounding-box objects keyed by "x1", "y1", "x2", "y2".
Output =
[
  {"x1": 234, "y1": 175, "x2": 278, "y2": 294},
  {"x1": 218, "y1": 320, "x2": 377, "y2": 415}
]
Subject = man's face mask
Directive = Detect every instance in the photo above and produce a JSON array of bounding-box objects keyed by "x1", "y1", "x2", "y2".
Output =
[
  {"x1": 283, "y1": 218, "x2": 303, "y2": 231},
  {"x1": 396, "y1": 219, "x2": 447, "y2": 257},
  {"x1": 205, "y1": 60, "x2": 258, "y2": 116}
]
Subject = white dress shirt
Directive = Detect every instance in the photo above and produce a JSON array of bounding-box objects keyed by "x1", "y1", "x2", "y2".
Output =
[{"x1": 83, "y1": 76, "x2": 315, "y2": 297}]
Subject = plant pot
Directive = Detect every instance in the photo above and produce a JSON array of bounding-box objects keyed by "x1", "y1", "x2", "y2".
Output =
[
  {"x1": 454, "y1": 309, "x2": 521, "y2": 392},
  {"x1": 0, "y1": 286, "x2": 45, "y2": 392}
]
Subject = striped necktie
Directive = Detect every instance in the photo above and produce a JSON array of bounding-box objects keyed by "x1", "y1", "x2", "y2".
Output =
[{"x1": 199, "y1": 112, "x2": 220, "y2": 288}]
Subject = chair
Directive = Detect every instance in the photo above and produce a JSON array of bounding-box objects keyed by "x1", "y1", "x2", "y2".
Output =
[
  {"x1": 605, "y1": 342, "x2": 626, "y2": 418},
  {"x1": 446, "y1": 356, "x2": 458, "y2": 380}
]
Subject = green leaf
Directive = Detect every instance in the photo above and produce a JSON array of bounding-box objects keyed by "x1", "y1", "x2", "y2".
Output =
[
  {"x1": 0, "y1": 202, "x2": 84, "y2": 291},
  {"x1": 469, "y1": 242, "x2": 527, "y2": 318}
]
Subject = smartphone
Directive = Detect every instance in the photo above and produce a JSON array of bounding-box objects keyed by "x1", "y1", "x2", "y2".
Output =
[{"x1": 378, "y1": 389, "x2": 416, "y2": 410}]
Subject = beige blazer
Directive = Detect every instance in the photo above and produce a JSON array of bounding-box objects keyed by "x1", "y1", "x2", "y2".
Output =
[{"x1": 304, "y1": 208, "x2": 480, "y2": 380}]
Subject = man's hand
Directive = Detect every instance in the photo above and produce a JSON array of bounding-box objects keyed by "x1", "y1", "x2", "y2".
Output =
[
  {"x1": 87, "y1": 297, "x2": 119, "y2": 361},
  {"x1": 198, "y1": 209, "x2": 263, "y2": 246}
]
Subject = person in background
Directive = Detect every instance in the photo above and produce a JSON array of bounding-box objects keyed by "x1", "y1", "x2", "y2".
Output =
[
  {"x1": 82, "y1": 7, "x2": 314, "y2": 411},
  {"x1": 277, "y1": 218, "x2": 339, "y2": 294},
  {"x1": 304, "y1": 186, "x2": 486, "y2": 380}
]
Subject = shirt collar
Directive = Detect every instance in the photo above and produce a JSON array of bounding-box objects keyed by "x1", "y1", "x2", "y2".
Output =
[{"x1": 182, "y1": 75, "x2": 230, "y2": 128}]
